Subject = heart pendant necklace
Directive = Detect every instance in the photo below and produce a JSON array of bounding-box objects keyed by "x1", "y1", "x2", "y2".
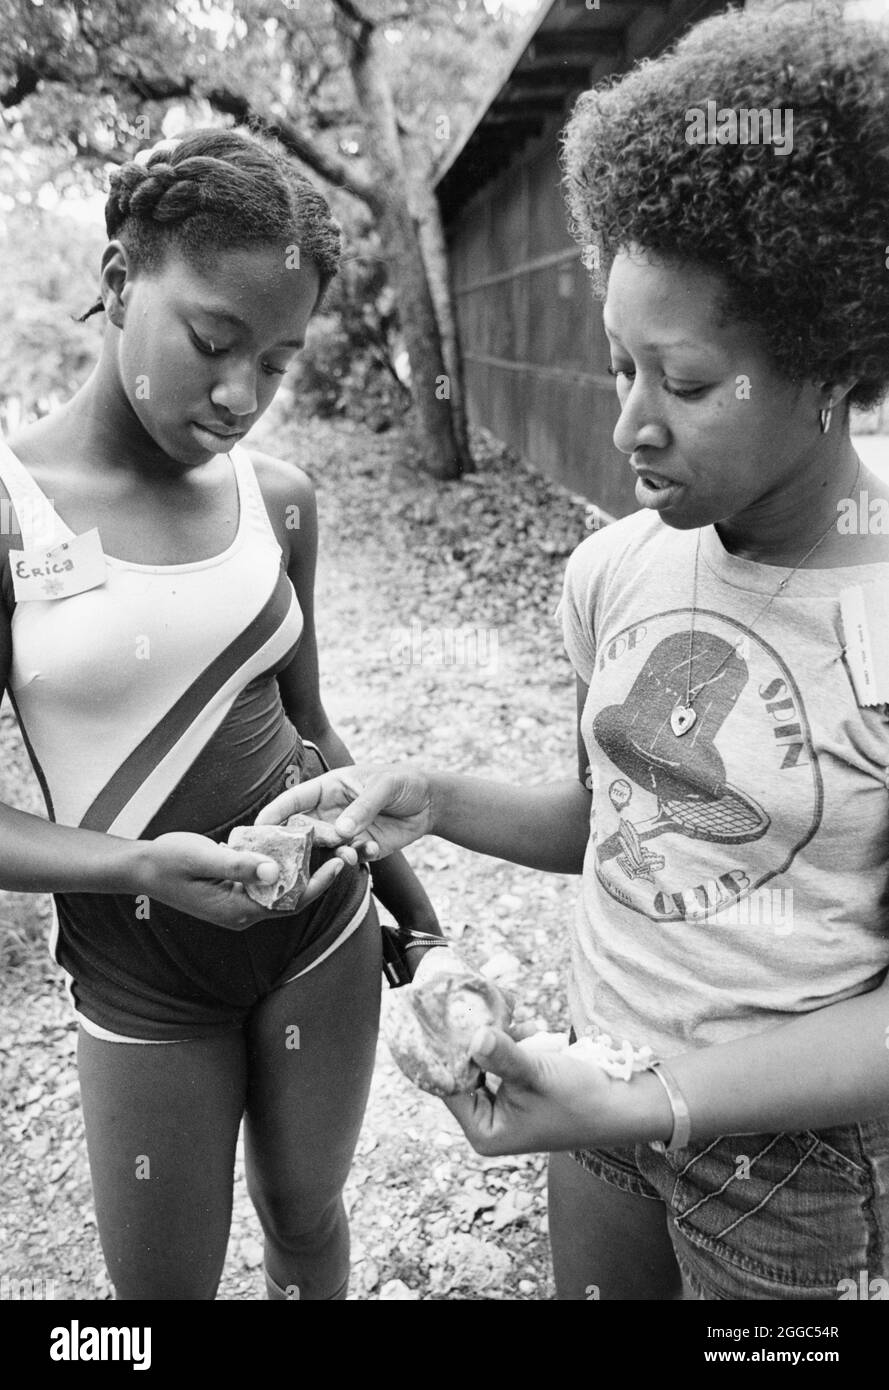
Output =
[
  {"x1": 671, "y1": 461, "x2": 860, "y2": 738},
  {"x1": 670, "y1": 705, "x2": 696, "y2": 737}
]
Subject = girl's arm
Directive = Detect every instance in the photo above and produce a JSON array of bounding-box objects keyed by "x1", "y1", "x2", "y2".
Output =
[{"x1": 255, "y1": 451, "x2": 439, "y2": 930}]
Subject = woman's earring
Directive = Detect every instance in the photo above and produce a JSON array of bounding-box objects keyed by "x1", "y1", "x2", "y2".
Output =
[{"x1": 819, "y1": 403, "x2": 833, "y2": 435}]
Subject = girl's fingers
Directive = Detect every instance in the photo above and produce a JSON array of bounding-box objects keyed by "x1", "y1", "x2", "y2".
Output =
[
  {"x1": 216, "y1": 849, "x2": 280, "y2": 885},
  {"x1": 297, "y1": 856, "x2": 346, "y2": 909}
]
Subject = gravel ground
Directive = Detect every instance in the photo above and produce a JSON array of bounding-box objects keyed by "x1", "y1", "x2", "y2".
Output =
[{"x1": 0, "y1": 408, "x2": 593, "y2": 1301}]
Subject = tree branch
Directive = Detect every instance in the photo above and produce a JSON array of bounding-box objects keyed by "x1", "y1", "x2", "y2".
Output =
[
  {"x1": 330, "y1": 0, "x2": 375, "y2": 31},
  {"x1": 3, "y1": 51, "x2": 381, "y2": 215}
]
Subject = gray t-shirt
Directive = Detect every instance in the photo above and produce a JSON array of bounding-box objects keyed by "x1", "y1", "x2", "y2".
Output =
[{"x1": 557, "y1": 510, "x2": 889, "y2": 1058}]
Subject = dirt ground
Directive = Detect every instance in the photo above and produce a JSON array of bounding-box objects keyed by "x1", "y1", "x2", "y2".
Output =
[{"x1": 0, "y1": 408, "x2": 592, "y2": 1301}]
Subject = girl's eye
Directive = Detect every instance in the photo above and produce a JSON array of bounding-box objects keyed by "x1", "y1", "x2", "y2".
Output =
[
  {"x1": 606, "y1": 365, "x2": 705, "y2": 400},
  {"x1": 190, "y1": 330, "x2": 224, "y2": 356},
  {"x1": 262, "y1": 364, "x2": 289, "y2": 378}
]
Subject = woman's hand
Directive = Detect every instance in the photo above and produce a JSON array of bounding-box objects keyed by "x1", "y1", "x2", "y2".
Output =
[
  {"x1": 254, "y1": 763, "x2": 434, "y2": 861},
  {"x1": 444, "y1": 1028, "x2": 646, "y2": 1156},
  {"x1": 133, "y1": 831, "x2": 351, "y2": 931}
]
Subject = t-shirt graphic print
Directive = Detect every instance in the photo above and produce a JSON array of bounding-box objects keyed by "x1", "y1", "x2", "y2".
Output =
[{"x1": 558, "y1": 511, "x2": 889, "y2": 1056}]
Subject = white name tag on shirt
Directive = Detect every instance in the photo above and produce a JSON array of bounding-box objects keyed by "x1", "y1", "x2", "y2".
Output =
[
  {"x1": 10, "y1": 528, "x2": 107, "y2": 603},
  {"x1": 840, "y1": 583, "x2": 889, "y2": 707}
]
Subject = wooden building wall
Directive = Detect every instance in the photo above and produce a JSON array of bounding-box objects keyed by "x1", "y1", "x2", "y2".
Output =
[
  {"x1": 442, "y1": 0, "x2": 735, "y2": 514},
  {"x1": 449, "y1": 118, "x2": 634, "y2": 516}
]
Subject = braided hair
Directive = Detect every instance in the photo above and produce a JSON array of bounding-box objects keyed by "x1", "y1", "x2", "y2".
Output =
[{"x1": 79, "y1": 126, "x2": 342, "y2": 320}]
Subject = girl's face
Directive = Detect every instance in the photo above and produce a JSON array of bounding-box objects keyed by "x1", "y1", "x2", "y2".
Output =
[
  {"x1": 112, "y1": 243, "x2": 321, "y2": 466},
  {"x1": 603, "y1": 248, "x2": 831, "y2": 532}
]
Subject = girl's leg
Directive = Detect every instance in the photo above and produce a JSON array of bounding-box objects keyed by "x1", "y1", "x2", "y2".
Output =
[
  {"x1": 548, "y1": 1150, "x2": 683, "y2": 1300},
  {"x1": 77, "y1": 1026, "x2": 247, "y2": 1300},
  {"x1": 243, "y1": 907, "x2": 381, "y2": 1301}
]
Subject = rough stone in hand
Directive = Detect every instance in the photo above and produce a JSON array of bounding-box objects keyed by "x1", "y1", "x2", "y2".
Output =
[
  {"x1": 227, "y1": 815, "x2": 316, "y2": 911},
  {"x1": 382, "y1": 959, "x2": 513, "y2": 1098}
]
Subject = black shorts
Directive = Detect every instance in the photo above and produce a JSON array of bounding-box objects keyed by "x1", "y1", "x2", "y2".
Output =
[{"x1": 52, "y1": 741, "x2": 372, "y2": 1042}]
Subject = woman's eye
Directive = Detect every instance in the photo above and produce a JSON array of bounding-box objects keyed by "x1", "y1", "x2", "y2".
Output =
[
  {"x1": 606, "y1": 365, "x2": 705, "y2": 399},
  {"x1": 262, "y1": 363, "x2": 289, "y2": 378}
]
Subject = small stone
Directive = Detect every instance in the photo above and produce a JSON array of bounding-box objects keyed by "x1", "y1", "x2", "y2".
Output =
[
  {"x1": 379, "y1": 1279, "x2": 420, "y2": 1300},
  {"x1": 23, "y1": 1133, "x2": 50, "y2": 1160},
  {"x1": 495, "y1": 894, "x2": 523, "y2": 914},
  {"x1": 480, "y1": 949, "x2": 522, "y2": 985},
  {"x1": 240, "y1": 1238, "x2": 264, "y2": 1268},
  {"x1": 227, "y1": 819, "x2": 315, "y2": 910},
  {"x1": 518, "y1": 1279, "x2": 535, "y2": 1295}
]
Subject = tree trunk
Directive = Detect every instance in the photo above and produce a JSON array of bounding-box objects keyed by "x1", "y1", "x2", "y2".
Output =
[
  {"x1": 403, "y1": 132, "x2": 472, "y2": 472},
  {"x1": 334, "y1": 13, "x2": 469, "y2": 479}
]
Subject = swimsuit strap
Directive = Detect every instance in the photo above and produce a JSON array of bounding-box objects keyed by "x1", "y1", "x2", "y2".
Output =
[
  {"x1": 0, "y1": 434, "x2": 72, "y2": 550},
  {"x1": 230, "y1": 445, "x2": 286, "y2": 556}
]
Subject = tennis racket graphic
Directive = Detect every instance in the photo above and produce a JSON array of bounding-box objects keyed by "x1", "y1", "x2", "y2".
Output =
[{"x1": 597, "y1": 782, "x2": 770, "y2": 865}]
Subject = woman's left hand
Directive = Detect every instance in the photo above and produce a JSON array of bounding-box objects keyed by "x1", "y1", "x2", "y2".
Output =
[{"x1": 444, "y1": 1028, "x2": 627, "y2": 1156}]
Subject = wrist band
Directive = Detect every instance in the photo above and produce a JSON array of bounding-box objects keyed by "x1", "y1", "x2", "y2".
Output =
[{"x1": 647, "y1": 1061, "x2": 692, "y2": 1154}]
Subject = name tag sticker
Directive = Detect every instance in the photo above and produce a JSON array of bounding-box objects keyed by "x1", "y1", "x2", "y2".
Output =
[
  {"x1": 10, "y1": 528, "x2": 107, "y2": 603},
  {"x1": 840, "y1": 583, "x2": 889, "y2": 707}
]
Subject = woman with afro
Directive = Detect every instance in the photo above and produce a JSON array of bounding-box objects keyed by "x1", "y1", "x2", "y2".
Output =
[{"x1": 262, "y1": 1, "x2": 889, "y2": 1299}]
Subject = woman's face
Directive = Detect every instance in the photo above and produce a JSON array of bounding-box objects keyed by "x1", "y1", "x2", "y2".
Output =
[
  {"x1": 603, "y1": 247, "x2": 829, "y2": 532},
  {"x1": 111, "y1": 242, "x2": 321, "y2": 467}
]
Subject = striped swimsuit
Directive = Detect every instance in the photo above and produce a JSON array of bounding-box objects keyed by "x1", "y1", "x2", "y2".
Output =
[{"x1": 0, "y1": 437, "x2": 371, "y2": 1041}]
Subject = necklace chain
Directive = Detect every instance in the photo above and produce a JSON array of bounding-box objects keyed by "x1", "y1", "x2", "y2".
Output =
[{"x1": 682, "y1": 459, "x2": 862, "y2": 711}]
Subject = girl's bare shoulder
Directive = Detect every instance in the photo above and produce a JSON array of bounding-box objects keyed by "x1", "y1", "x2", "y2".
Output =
[{"x1": 245, "y1": 448, "x2": 318, "y2": 561}]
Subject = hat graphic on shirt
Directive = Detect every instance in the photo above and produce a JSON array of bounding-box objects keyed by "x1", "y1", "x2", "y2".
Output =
[
  {"x1": 593, "y1": 630, "x2": 770, "y2": 870},
  {"x1": 593, "y1": 629, "x2": 747, "y2": 801}
]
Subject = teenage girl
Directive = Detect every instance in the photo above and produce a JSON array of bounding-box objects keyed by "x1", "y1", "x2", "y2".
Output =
[
  {"x1": 260, "y1": 3, "x2": 889, "y2": 1300},
  {"x1": 0, "y1": 127, "x2": 439, "y2": 1301}
]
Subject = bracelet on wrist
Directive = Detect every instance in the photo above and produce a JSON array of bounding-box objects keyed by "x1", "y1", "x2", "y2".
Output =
[{"x1": 647, "y1": 1060, "x2": 692, "y2": 1154}]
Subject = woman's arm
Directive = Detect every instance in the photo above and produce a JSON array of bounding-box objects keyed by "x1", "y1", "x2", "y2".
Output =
[
  {"x1": 427, "y1": 774, "x2": 591, "y2": 874},
  {"x1": 255, "y1": 451, "x2": 439, "y2": 930},
  {"x1": 445, "y1": 974, "x2": 889, "y2": 1157},
  {"x1": 357, "y1": 675, "x2": 592, "y2": 873}
]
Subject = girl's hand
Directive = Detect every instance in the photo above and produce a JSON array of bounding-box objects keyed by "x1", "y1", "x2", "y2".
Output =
[
  {"x1": 254, "y1": 764, "x2": 434, "y2": 861},
  {"x1": 134, "y1": 831, "x2": 349, "y2": 931},
  {"x1": 444, "y1": 1028, "x2": 630, "y2": 1156}
]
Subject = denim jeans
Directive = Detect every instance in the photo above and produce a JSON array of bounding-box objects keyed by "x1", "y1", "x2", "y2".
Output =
[{"x1": 572, "y1": 1114, "x2": 889, "y2": 1299}]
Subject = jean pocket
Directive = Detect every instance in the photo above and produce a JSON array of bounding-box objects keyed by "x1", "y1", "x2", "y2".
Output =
[{"x1": 669, "y1": 1131, "x2": 871, "y2": 1285}]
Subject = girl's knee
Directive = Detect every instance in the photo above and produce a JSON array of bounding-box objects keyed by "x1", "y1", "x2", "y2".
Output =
[{"x1": 249, "y1": 1180, "x2": 346, "y2": 1256}]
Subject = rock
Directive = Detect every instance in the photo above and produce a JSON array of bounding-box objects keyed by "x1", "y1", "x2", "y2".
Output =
[
  {"x1": 518, "y1": 1279, "x2": 535, "y2": 1295},
  {"x1": 240, "y1": 1238, "x2": 264, "y2": 1268},
  {"x1": 381, "y1": 958, "x2": 513, "y2": 1097},
  {"x1": 227, "y1": 818, "x2": 316, "y2": 910},
  {"x1": 427, "y1": 1233, "x2": 512, "y2": 1295},
  {"x1": 495, "y1": 893, "x2": 523, "y2": 914},
  {"x1": 490, "y1": 1188, "x2": 533, "y2": 1231},
  {"x1": 22, "y1": 1133, "x2": 50, "y2": 1160},
  {"x1": 379, "y1": 1279, "x2": 420, "y2": 1300},
  {"x1": 480, "y1": 949, "x2": 522, "y2": 985}
]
